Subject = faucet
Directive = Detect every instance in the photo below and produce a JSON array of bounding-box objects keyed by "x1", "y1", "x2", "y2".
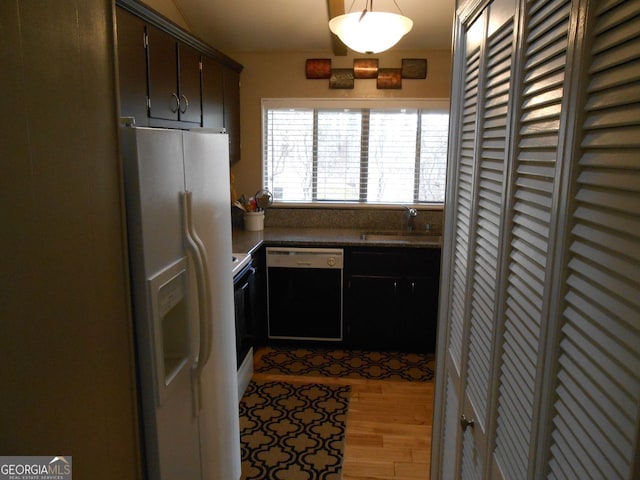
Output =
[{"x1": 405, "y1": 207, "x2": 418, "y2": 231}]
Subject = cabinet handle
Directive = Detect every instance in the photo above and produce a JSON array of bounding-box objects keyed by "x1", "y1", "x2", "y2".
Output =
[
  {"x1": 393, "y1": 281, "x2": 398, "y2": 296},
  {"x1": 411, "y1": 281, "x2": 416, "y2": 296},
  {"x1": 170, "y1": 93, "x2": 180, "y2": 113},
  {"x1": 180, "y1": 94, "x2": 189, "y2": 114}
]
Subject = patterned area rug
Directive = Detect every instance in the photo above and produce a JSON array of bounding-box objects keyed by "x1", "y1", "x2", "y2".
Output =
[
  {"x1": 240, "y1": 380, "x2": 350, "y2": 480},
  {"x1": 255, "y1": 346, "x2": 435, "y2": 382}
]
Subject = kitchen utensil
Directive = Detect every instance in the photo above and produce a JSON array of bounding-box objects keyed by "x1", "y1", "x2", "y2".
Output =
[{"x1": 255, "y1": 189, "x2": 273, "y2": 210}]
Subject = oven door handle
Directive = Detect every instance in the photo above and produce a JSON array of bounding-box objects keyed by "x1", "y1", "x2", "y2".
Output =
[{"x1": 239, "y1": 268, "x2": 256, "y2": 291}]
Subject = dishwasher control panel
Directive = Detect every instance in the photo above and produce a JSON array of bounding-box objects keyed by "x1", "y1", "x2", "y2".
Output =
[{"x1": 266, "y1": 247, "x2": 344, "y2": 269}]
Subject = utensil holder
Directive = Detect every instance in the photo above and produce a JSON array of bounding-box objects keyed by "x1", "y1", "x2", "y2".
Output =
[{"x1": 244, "y1": 211, "x2": 265, "y2": 231}]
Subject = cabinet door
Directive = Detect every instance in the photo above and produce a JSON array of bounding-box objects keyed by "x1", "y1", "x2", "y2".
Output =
[
  {"x1": 406, "y1": 275, "x2": 439, "y2": 352},
  {"x1": 116, "y1": 7, "x2": 148, "y2": 126},
  {"x1": 348, "y1": 275, "x2": 400, "y2": 349},
  {"x1": 201, "y1": 56, "x2": 224, "y2": 129},
  {"x1": 177, "y1": 43, "x2": 201, "y2": 125},
  {"x1": 146, "y1": 25, "x2": 179, "y2": 121},
  {"x1": 223, "y1": 67, "x2": 241, "y2": 163}
]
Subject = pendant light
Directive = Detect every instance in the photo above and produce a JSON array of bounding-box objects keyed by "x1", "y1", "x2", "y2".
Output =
[{"x1": 329, "y1": 0, "x2": 413, "y2": 54}]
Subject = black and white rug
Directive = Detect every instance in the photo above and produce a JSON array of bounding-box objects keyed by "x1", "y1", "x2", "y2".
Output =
[
  {"x1": 254, "y1": 346, "x2": 435, "y2": 382},
  {"x1": 239, "y1": 380, "x2": 350, "y2": 480}
]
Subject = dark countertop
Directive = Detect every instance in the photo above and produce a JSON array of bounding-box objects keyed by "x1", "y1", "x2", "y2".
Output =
[{"x1": 232, "y1": 227, "x2": 442, "y2": 255}]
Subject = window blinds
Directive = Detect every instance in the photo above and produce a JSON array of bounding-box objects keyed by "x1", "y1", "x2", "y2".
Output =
[{"x1": 263, "y1": 100, "x2": 449, "y2": 204}]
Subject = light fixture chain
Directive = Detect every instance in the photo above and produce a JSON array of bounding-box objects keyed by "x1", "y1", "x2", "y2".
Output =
[{"x1": 347, "y1": 0, "x2": 406, "y2": 15}]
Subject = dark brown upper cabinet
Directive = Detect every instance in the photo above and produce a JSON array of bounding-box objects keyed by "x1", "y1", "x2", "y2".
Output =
[
  {"x1": 201, "y1": 56, "x2": 224, "y2": 130},
  {"x1": 201, "y1": 57, "x2": 241, "y2": 163},
  {"x1": 223, "y1": 68, "x2": 241, "y2": 164},
  {"x1": 116, "y1": 7, "x2": 149, "y2": 126},
  {"x1": 146, "y1": 25, "x2": 201, "y2": 125},
  {"x1": 115, "y1": 0, "x2": 243, "y2": 163}
]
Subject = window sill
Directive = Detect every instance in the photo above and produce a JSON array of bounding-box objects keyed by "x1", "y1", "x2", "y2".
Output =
[{"x1": 269, "y1": 202, "x2": 445, "y2": 211}]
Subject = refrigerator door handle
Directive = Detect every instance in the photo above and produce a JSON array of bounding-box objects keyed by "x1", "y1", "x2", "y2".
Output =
[
  {"x1": 181, "y1": 190, "x2": 213, "y2": 416},
  {"x1": 187, "y1": 194, "x2": 214, "y2": 370}
]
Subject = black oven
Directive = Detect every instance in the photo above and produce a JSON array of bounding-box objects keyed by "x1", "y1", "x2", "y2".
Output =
[{"x1": 233, "y1": 259, "x2": 255, "y2": 368}]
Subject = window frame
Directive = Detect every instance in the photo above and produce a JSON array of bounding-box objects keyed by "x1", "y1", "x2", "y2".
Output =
[{"x1": 262, "y1": 98, "x2": 450, "y2": 207}]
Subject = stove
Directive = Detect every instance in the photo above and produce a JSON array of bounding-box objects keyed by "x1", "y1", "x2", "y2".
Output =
[
  {"x1": 232, "y1": 252, "x2": 252, "y2": 278},
  {"x1": 231, "y1": 251, "x2": 254, "y2": 399}
]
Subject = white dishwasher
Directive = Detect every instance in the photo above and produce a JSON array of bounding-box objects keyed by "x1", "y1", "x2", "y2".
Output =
[{"x1": 266, "y1": 247, "x2": 344, "y2": 341}]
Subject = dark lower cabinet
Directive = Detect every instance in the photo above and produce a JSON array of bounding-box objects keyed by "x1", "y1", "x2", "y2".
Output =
[
  {"x1": 345, "y1": 247, "x2": 440, "y2": 353},
  {"x1": 348, "y1": 275, "x2": 398, "y2": 348},
  {"x1": 406, "y1": 274, "x2": 439, "y2": 352}
]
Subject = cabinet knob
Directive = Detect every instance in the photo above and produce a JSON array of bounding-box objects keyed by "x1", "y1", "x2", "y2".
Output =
[
  {"x1": 170, "y1": 93, "x2": 180, "y2": 113},
  {"x1": 180, "y1": 94, "x2": 189, "y2": 114}
]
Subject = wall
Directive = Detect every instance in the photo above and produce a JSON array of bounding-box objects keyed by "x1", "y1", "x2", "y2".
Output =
[
  {"x1": 141, "y1": 0, "x2": 190, "y2": 30},
  {"x1": 229, "y1": 49, "x2": 452, "y2": 198},
  {"x1": 0, "y1": 1, "x2": 140, "y2": 478}
]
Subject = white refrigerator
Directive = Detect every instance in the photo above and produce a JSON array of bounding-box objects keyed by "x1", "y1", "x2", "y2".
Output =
[{"x1": 121, "y1": 126, "x2": 241, "y2": 480}]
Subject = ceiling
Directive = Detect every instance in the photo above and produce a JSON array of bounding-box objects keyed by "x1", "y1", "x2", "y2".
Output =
[{"x1": 170, "y1": 0, "x2": 455, "y2": 54}]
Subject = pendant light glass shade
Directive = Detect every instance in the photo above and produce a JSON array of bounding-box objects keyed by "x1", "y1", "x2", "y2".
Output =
[{"x1": 329, "y1": 11, "x2": 413, "y2": 54}]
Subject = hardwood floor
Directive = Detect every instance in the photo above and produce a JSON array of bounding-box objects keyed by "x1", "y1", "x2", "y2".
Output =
[{"x1": 251, "y1": 349, "x2": 434, "y2": 480}]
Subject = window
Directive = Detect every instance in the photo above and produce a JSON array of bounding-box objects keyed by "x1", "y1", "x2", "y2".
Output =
[{"x1": 263, "y1": 99, "x2": 449, "y2": 204}]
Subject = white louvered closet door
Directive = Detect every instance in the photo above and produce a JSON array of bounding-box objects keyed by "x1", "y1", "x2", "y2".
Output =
[
  {"x1": 460, "y1": 1, "x2": 516, "y2": 478},
  {"x1": 543, "y1": 1, "x2": 640, "y2": 478},
  {"x1": 434, "y1": 0, "x2": 640, "y2": 478},
  {"x1": 434, "y1": 0, "x2": 517, "y2": 478},
  {"x1": 492, "y1": 0, "x2": 572, "y2": 478},
  {"x1": 434, "y1": 5, "x2": 484, "y2": 477}
]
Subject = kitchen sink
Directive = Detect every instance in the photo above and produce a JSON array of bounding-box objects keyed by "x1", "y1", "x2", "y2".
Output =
[{"x1": 359, "y1": 231, "x2": 442, "y2": 245}]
